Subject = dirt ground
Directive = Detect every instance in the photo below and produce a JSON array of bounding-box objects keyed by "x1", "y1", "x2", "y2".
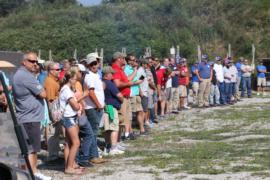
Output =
[{"x1": 39, "y1": 97, "x2": 270, "y2": 180}]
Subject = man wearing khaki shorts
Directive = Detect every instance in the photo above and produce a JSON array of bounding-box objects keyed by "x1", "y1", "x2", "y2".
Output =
[
  {"x1": 103, "y1": 66, "x2": 125, "y2": 155},
  {"x1": 256, "y1": 61, "x2": 267, "y2": 96},
  {"x1": 124, "y1": 55, "x2": 146, "y2": 135},
  {"x1": 112, "y1": 52, "x2": 141, "y2": 140}
]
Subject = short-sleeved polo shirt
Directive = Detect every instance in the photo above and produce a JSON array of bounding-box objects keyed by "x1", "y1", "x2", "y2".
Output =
[
  {"x1": 13, "y1": 66, "x2": 45, "y2": 123},
  {"x1": 178, "y1": 65, "x2": 189, "y2": 85},
  {"x1": 84, "y1": 70, "x2": 105, "y2": 109},
  {"x1": 44, "y1": 74, "x2": 60, "y2": 102},
  {"x1": 156, "y1": 67, "x2": 166, "y2": 88},
  {"x1": 198, "y1": 62, "x2": 211, "y2": 79},
  {"x1": 104, "y1": 80, "x2": 121, "y2": 110},
  {"x1": 124, "y1": 65, "x2": 139, "y2": 96},
  {"x1": 257, "y1": 65, "x2": 266, "y2": 78},
  {"x1": 191, "y1": 65, "x2": 199, "y2": 82},
  {"x1": 112, "y1": 63, "x2": 130, "y2": 97}
]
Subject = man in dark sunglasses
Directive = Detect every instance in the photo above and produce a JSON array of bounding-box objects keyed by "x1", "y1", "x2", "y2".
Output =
[
  {"x1": 83, "y1": 54, "x2": 106, "y2": 164},
  {"x1": 12, "y1": 52, "x2": 51, "y2": 179},
  {"x1": 43, "y1": 62, "x2": 61, "y2": 162}
]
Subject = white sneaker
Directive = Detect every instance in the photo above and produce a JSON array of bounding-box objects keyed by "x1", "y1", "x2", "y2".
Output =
[
  {"x1": 102, "y1": 148, "x2": 109, "y2": 156},
  {"x1": 98, "y1": 147, "x2": 103, "y2": 158},
  {"x1": 183, "y1": 105, "x2": 191, "y2": 110},
  {"x1": 35, "y1": 172, "x2": 52, "y2": 180},
  {"x1": 116, "y1": 143, "x2": 126, "y2": 151},
  {"x1": 109, "y1": 148, "x2": 125, "y2": 155}
]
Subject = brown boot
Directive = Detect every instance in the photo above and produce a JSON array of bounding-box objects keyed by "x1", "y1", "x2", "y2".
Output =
[{"x1": 90, "y1": 157, "x2": 106, "y2": 164}]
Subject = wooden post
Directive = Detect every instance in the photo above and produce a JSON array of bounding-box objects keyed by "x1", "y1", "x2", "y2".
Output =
[
  {"x1": 197, "y1": 45, "x2": 201, "y2": 63},
  {"x1": 49, "y1": 50, "x2": 53, "y2": 62},
  {"x1": 38, "y1": 50, "x2": 41, "y2": 59},
  {"x1": 251, "y1": 44, "x2": 255, "y2": 69},
  {"x1": 100, "y1": 48, "x2": 104, "y2": 68},
  {"x1": 73, "y1": 48, "x2": 78, "y2": 63},
  {"x1": 122, "y1": 47, "x2": 126, "y2": 56},
  {"x1": 228, "y1": 44, "x2": 231, "y2": 57}
]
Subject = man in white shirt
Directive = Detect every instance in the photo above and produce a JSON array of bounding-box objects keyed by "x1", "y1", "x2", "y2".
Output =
[
  {"x1": 213, "y1": 56, "x2": 226, "y2": 105},
  {"x1": 84, "y1": 53, "x2": 106, "y2": 164}
]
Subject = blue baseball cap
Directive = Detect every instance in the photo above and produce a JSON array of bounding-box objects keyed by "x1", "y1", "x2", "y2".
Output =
[{"x1": 215, "y1": 56, "x2": 222, "y2": 61}]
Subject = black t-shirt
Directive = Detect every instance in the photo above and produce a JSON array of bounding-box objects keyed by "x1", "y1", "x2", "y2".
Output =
[
  {"x1": 103, "y1": 79, "x2": 121, "y2": 110},
  {"x1": 150, "y1": 66, "x2": 158, "y2": 85}
]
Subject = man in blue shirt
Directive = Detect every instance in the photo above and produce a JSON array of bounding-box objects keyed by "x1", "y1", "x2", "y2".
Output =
[
  {"x1": 256, "y1": 61, "x2": 267, "y2": 95},
  {"x1": 196, "y1": 54, "x2": 212, "y2": 107},
  {"x1": 235, "y1": 57, "x2": 244, "y2": 100},
  {"x1": 191, "y1": 61, "x2": 199, "y2": 105},
  {"x1": 170, "y1": 58, "x2": 180, "y2": 113}
]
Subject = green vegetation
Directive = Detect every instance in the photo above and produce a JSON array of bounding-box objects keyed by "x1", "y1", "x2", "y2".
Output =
[
  {"x1": 0, "y1": 0, "x2": 269, "y2": 61},
  {"x1": 106, "y1": 102, "x2": 270, "y2": 176}
]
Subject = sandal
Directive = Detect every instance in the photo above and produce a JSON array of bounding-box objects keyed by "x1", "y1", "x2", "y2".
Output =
[
  {"x1": 74, "y1": 164, "x2": 85, "y2": 170},
  {"x1": 65, "y1": 168, "x2": 85, "y2": 175}
]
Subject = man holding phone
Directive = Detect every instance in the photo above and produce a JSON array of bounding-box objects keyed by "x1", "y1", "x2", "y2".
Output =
[{"x1": 124, "y1": 55, "x2": 146, "y2": 136}]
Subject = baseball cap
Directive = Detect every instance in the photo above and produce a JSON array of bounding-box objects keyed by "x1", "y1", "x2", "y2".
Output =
[
  {"x1": 139, "y1": 58, "x2": 148, "y2": 64},
  {"x1": 202, "y1": 54, "x2": 208, "y2": 60},
  {"x1": 85, "y1": 56, "x2": 97, "y2": 65},
  {"x1": 113, "y1": 52, "x2": 126, "y2": 60},
  {"x1": 77, "y1": 64, "x2": 86, "y2": 72},
  {"x1": 180, "y1": 58, "x2": 187, "y2": 62},
  {"x1": 102, "y1": 66, "x2": 115, "y2": 74},
  {"x1": 215, "y1": 56, "x2": 222, "y2": 61},
  {"x1": 86, "y1": 52, "x2": 101, "y2": 60}
]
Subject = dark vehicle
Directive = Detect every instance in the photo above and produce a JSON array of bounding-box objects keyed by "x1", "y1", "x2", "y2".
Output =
[{"x1": 0, "y1": 61, "x2": 39, "y2": 180}]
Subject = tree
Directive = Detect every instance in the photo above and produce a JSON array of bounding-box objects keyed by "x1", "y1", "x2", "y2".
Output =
[{"x1": 0, "y1": 0, "x2": 25, "y2": 16}]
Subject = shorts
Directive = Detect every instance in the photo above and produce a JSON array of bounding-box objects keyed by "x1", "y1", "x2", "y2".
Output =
[
  {"x1": 257, "y1": 78, "x2": 266, "y2": 87},
  {"x1": 165, "y1": 87, "x2": 172, "y2": 100},
  {"x1": 23, "y1": 122, "x2": 41, "y2": 153},
  {"x1": 148, "y1": 93, "x2": 155, "y2": 109},
  {"x1": 179, "y1": 85, "x2": 187, "y2": 97},
  {"x1": 141, "y1": 96, "x2": 148, "y2": 112},
  {"x1": 61, "y1": 116, "x2": 78, "y2": 129},
  {"x1": 118, "y1": 98, "x2": 132, "y2": 126},
  {"x1": 104, "y1": 108, "x2": 119, "y2": 131},
  {"x1": 159, "y1": 89, "x2": 166, "y2": 101},
  {"x1": 130, "y1": 96, "x2": 143, "y2": 112}
]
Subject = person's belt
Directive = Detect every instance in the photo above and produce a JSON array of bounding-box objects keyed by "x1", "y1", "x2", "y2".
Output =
[
  {"x1": 124, "y1": 96, "x2": 130, "y2": 98},
  {"x1": 64, "y1": 115, "x2": 77, "y2": 118}
]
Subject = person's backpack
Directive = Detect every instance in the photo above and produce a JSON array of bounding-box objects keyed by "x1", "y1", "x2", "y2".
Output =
[
  {"x1": 49, "y1": 98, "x2": 63, "y2": 123},
  {"x1": 48, "y1": 89, "x2": 68, "y2": 123}
]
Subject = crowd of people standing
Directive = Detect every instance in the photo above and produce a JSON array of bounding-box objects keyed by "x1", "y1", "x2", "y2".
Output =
[{"x1": 0, "y1": 51, "x2": 267, "y2": 179}]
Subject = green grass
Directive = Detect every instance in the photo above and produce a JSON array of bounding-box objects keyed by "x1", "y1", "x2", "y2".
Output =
[{"x1": 109, "y1": 101, "x2": 270, "y2": 176}]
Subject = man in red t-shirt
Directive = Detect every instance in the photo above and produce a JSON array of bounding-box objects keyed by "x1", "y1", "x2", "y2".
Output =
[
  {"x1": 111, "y1": 52, "x2": 141, "y2": 140},
  {"x1": 178, "y1": 58, "x2": 191, "y2": 110},
  {"x1": 156, "y1": 58, "x2": 170, "y2": 118}
]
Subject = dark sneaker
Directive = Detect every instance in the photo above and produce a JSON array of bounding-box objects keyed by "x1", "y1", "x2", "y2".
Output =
[
  {"x1": 140, "y1": 131, "x2": 149, "y2": 136},
  {"x1": 78, "y1": 161, "x2": 94, "y2": 168},
  {"x1": 152, "y1": 119, "x2": 159, "y2": 124},
  {"x1": 129, "y1": 133, "x2": 137, "y2": 140}
]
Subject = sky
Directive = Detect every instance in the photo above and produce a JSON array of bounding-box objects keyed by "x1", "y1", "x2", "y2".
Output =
[{"x1": 78, "y1": 0, "x2": 102, "y2": 6}]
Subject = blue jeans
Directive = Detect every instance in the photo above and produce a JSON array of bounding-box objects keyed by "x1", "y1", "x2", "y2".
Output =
[
  {"x1": 224, "y1": 82, "x2": 232, "y2": 103},
  {"x1": 149, "y1": 108, "x2": 155, "y2": 123},
  {"x1": 85, "y1": 109, "x2": 103, "y2": 136},
  {"x1": 209, "y1": 84, "x2": 220, "y2": 105},
  {"x1": 241, "y1": 77, "x2": 251, "y2": 97},
  {"x1": 217, "y1": 82, "x2": 226, "y2": 104},
  {"x1": 77, "y1": 115, "x2": 99, "y2": 162}
]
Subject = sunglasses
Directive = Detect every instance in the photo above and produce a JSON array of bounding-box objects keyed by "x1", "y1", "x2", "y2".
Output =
[
  {"x1": 90, "y1": 61, "x2": 98, "y2": 66},
  {"x1": 53, "y1": 68, "x2": 61, "y2": 71},
  {"x1": 27, "y1": 59, "x2": 38, "y2": 64}
]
